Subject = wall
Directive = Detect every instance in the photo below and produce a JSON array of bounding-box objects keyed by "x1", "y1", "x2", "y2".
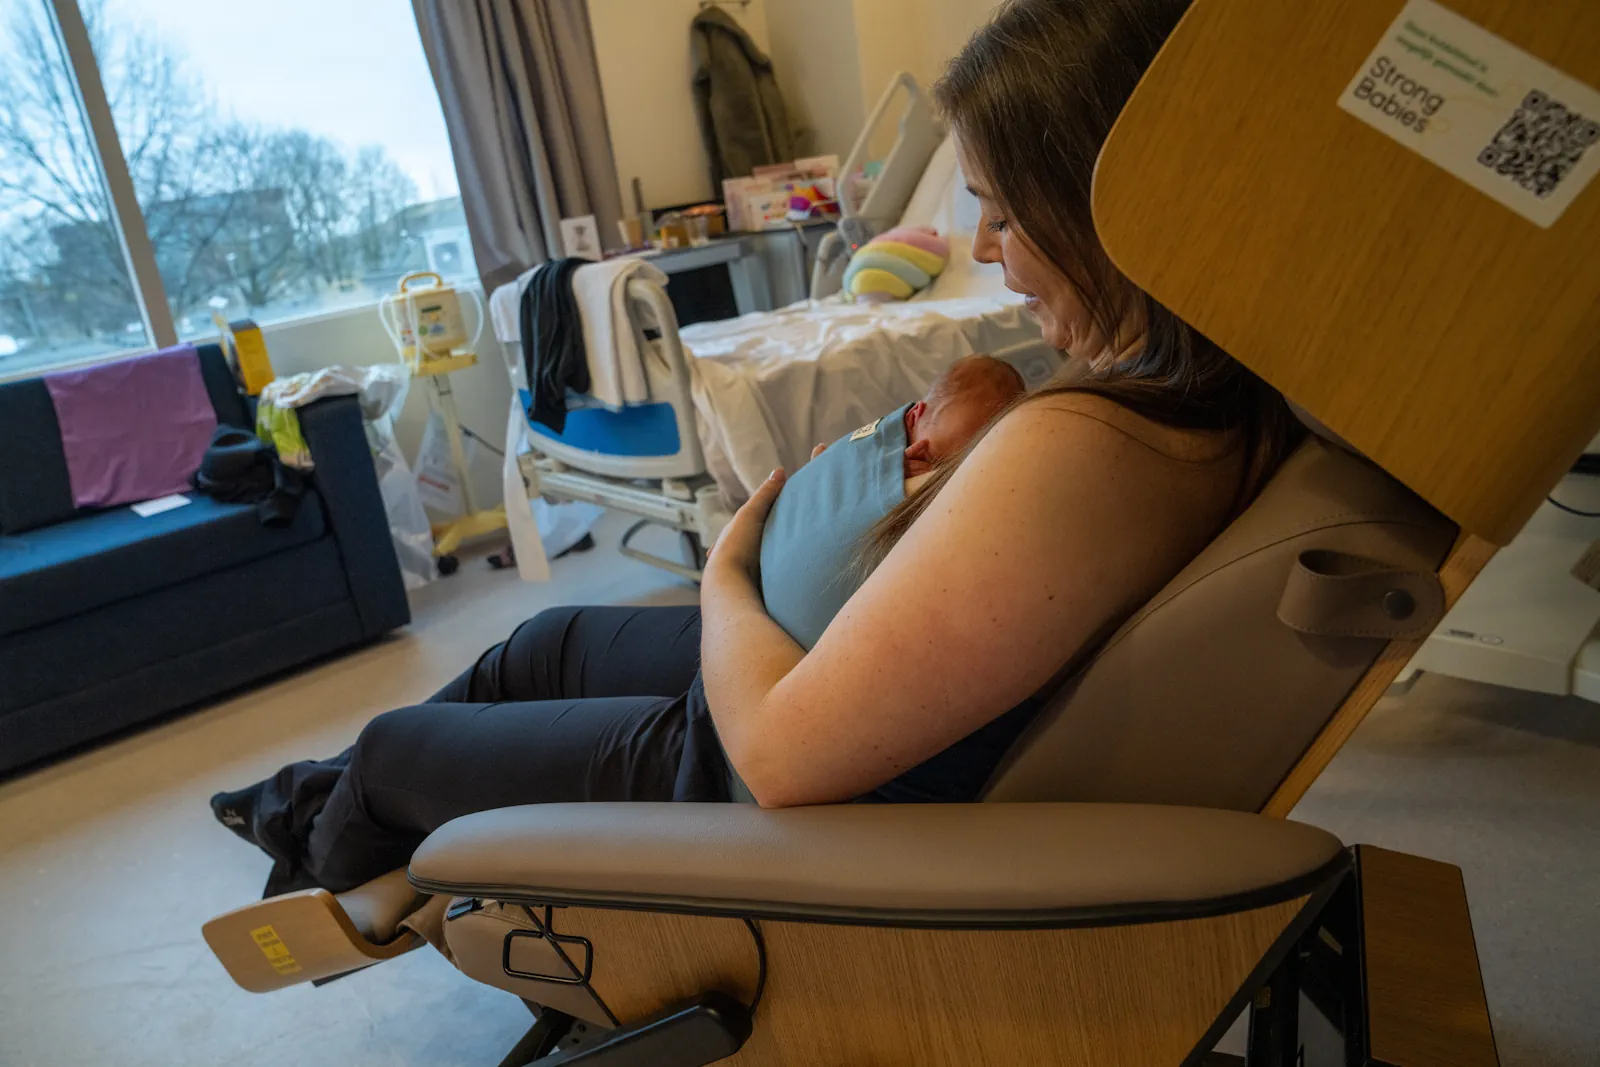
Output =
[
  {"x1": 920, "y1": 0, "x2": 999, "y2": 78},
  {"x1": 765, "y1": 0, "x2": 862, "y2": 161},
  {"x1": 852, "y1": 0, "x2": 1001, "y2": 109},
  {"x1": 849, "y1": 0, "x2": 932, "y2": 135},
  {"x1": 764, "y1": 0, "x2": 1000, "y2": 163},
  {"x1": 589, "y1": 0, "x2": 771, "y2": 212},
  {"x1": 263, "y1": 296, "x2": 509, "y2": 515},
  {"x1": 588, "y1": 0, "x2": 997, "y2": 205}
]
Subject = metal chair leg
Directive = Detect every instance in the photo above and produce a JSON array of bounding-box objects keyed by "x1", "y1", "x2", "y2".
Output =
[{"x1": 495, "y1": 1009, "x2": 574, "y2": 1067}]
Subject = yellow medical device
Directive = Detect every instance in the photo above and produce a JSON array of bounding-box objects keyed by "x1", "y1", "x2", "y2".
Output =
[
  {"x1": 378, "y1": 271, "x2": 481, "y2": 374},
  {"x1": 377, "y1": 271, "x2": 500, "y2": 573}
]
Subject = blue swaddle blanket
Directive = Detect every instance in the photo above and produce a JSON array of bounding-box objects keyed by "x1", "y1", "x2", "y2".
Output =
[
  {"x1": 725, "y1": 403, "x2": 909, "y2": 804},
  {"x1": 757, "y1": 403, "x2": 910, "y2": 651}
]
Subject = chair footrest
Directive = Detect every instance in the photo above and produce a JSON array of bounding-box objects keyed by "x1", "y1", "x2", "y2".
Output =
[
  {"x1": 202, "y1": 888, "x2": 420, "y2": 993},
  {"x1": 1240, "y1": 845, "x2": 1500, "y2": 1066},
  {"x1": 1355, "y1": 845, "x2": 1499, "y2": 1067}
]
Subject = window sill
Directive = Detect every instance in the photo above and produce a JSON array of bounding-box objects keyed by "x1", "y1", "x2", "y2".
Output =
[{"x1": 0, "y1": 280, "x2": 486, "y2": 387}]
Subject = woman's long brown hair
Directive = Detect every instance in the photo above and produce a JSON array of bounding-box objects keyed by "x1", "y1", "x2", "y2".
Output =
[{"x1": 861, "y1": 0, "x2": 1303, "y2": 568}]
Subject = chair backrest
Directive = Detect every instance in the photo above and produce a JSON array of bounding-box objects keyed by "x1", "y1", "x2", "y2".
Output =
[
  {"x1": 986, "y1": 435, "x2": 1455, "y2": 811},
  {"x1": 1093, "y1": 0, "x2": 1600, "y2": 546},
  {"x1": 988, "y1": 0, "x2": 1600, "y2": 814}
]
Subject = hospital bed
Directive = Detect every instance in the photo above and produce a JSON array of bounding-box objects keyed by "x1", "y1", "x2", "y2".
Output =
[{"x1": 492, "y1": 75, "x2": 1060, "y2": 580}]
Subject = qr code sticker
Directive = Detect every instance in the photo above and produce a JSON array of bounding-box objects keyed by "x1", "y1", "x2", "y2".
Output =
[{"x1": 1477, "y1": 90, "x2": 1600, "y2": 198}]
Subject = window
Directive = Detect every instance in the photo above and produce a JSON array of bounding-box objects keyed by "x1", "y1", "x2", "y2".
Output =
[
  {"x1": 0, "y1": 2, "x2": 148, "y2": 374},
  {"x1": 0, "y1": 0, "x2": 472, "y2": 375}
]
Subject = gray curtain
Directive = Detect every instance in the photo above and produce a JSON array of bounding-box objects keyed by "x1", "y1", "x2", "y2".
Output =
[{"x1": 413, "y1": 0, "x2": 624, "y2": 293}]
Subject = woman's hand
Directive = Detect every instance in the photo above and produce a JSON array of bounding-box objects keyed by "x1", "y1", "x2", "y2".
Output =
[
  {"x1": 699, "y1": 465, "x2": 808, "y2": 804},
  {"x1": 706, "y1": 468, "x2": 786, "y2": 581}
]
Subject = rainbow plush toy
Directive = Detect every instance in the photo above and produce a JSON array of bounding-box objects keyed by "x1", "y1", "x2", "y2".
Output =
[{"x1": 843, "y1": 225, "x2": 949, "y2": 303}]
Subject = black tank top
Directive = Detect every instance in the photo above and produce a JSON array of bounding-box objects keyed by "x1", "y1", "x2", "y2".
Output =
[{"x1": 676, "y1": 671, "x2": 1042, "y2": 805}]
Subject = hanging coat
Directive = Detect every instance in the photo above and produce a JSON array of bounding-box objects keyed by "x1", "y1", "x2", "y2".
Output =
[{"x1": 689, "y1": 7, "x2": 800, "y2": 187}]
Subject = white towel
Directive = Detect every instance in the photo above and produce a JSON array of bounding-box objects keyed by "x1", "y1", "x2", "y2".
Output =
[
  {"x1": 571, "y1": 257, "x2": 665, "y2": 409},
  {"x1": 488, "y1": 270, "x2": 530, "y2": 344},
  {"x1": 488, "y1": 258, "x2": 666, "y2": 411}
]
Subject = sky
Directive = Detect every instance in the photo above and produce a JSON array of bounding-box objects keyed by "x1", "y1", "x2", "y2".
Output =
[{"x1": 105, "y1": 0, "x2": 461, "y2": 201}]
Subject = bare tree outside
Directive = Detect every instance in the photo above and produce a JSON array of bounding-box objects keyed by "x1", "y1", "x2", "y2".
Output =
[{"x1": 0, "y1": 0, "x2": 469, "y2": 374}]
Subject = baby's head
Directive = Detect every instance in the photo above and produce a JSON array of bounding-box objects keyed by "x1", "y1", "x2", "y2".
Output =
[{"x1": 903, "y1": 355, "x2": 1025, "y2": 476}]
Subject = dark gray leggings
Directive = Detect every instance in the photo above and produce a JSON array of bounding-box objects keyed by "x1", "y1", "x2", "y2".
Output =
[{"x1": 255, "y1": 605, "x2": 711, "y2": 894}]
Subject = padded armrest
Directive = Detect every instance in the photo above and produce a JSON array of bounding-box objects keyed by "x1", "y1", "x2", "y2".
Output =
[
  {"x1": 299, "y1": 395, "x2": 409, "y2": 637},
  {"x1": 409, "y1": 803, "x2": 1347, "y2": 927}
]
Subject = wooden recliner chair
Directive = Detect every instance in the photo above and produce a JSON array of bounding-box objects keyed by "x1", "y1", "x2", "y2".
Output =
[{"x1": 204, "y1": 1, "x2": 1600, "y2": 1063}]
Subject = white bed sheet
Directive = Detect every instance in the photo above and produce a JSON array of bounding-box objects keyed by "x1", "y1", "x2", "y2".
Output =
[{"x1": 683, "y1": 288, "x2": 1042, "y2": 506}]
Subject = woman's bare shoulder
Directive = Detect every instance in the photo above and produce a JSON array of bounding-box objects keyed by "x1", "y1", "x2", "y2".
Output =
[
  {"x1": 1000, "y1": 389, "x2": 1239, "y2": 466},
  {"x1": 1002, "y1": 388, "x2": 1136, "y2": 433},
  {"x1": 962, "y1": 389, "x2": 1245, "y2": 534}
]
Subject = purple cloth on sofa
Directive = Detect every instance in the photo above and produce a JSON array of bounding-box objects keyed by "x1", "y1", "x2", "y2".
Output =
[{"x1": 44, "y1": 345, "x2": 218, "y2": 509}]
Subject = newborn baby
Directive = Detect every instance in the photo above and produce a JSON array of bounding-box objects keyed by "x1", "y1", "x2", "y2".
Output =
[
  {"x1": 900, "y1": 354, "x2": 1027, "y2": 479},
  {"x1": 758, "y1": 355, "x2": 1025, "y2": 650}
]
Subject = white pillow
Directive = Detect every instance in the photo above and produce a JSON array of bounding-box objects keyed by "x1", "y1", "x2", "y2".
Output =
[{"x1": 897, "y1": 135, "x2": 983, "y2": 236}]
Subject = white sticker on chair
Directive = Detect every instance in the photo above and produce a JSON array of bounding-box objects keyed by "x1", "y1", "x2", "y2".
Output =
[{"x1": 1338, "y1": 0, "x2": 1600, "y2": 228}]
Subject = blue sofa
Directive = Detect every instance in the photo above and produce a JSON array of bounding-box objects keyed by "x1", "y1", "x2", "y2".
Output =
[{"x1": 0, "y1": 344, "x2": 409, "y2": 775}]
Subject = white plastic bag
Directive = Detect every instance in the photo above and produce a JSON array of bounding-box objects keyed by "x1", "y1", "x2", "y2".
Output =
[
  {"x1": 258, "y1": 362, "x2": 437, "y2": 589},
  {"x1": 368, "y1": 412, "x2": 437, "y2": 590},
  {"x1": 341, "y1": 367, "x2": 430, "y2": 590},
  {"x1": 415, "y1": 407, "x2": 476, "y2": 516},
  {"x1": 355, "y1": 363, "x2": 411, "y2": 422}
]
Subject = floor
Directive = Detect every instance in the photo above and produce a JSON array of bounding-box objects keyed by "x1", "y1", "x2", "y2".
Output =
[
  {"x1": 1288, "y1": 679, "x2": 1600, "y2": 1066},
  {"x1": 0, "y1": 514, "x2": 1595, "y2": 1066}
]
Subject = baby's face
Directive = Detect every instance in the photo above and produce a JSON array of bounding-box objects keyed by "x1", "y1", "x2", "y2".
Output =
[
  {"x1": 903, "y1": 357, "x2": 1026, "y2": 477},
  {"x1": 923, "y1": 396, "x2": 1002, "y2": 461},
  {"x1": 904, "y1": 393, "x2": 1007, "y2": 476}
]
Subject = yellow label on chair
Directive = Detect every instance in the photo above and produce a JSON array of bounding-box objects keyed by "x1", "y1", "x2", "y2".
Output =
[{"x1": 250, "y1": 924, "x2": 303, "y2": 976}]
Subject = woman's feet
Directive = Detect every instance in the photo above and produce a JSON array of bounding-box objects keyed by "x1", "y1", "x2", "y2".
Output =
[{"x1": 210, "y1": 783, "x2": 267, "y2": 846}]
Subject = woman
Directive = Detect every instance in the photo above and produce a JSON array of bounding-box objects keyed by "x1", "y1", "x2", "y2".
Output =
[{"x1": 216, "y1": 0, "x2": 1302, "y2": 896}]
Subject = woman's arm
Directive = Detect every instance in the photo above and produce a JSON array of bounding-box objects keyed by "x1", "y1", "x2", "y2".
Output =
[
  {"x1": 704, "y1": 398, "x2": 1208, "y2": 808},
  {"x1": 699, "y1": 471, "x2": 809, "y2": 736}
]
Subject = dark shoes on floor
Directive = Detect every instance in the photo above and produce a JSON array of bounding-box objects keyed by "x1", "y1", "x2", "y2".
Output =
[
  {"x1": 211, "y1": 781, "x2": 325, "y2": 898},
  {"x1": 210, "y1": 783, "x2": 266, "y2": 847}
]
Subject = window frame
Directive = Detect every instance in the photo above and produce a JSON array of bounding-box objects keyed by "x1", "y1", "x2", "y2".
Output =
[
  {"x1": 9, "y1": 0, "x2": 467, "y2": 378},
  {"x1": 46, "y1": 0, "x2": 178, "y2": 350}
]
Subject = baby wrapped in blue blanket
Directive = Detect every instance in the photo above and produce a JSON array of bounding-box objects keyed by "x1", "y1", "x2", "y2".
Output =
[{"x1": 758, "y1": 355, "x2": 1025, "y2": 649}]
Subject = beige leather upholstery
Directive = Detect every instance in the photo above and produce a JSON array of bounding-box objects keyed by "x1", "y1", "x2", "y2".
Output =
[
  {"x1": 985, "y1": 437, "x2": 1456, "y2": 811},
  {"x1": 334, "y1": 867, "x2": 428, "y2": 944},
  {"x1": 1276, "y1": 549, "x2": 1444, "y2": 641},
  {"x1": 409, "y1": 802, "x2": 1343, "y2": 923}
]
